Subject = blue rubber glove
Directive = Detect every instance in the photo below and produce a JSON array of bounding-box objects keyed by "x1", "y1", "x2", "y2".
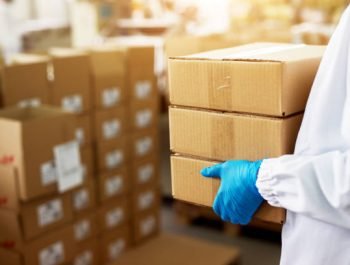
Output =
[{"x1": 201, "y1": 160, "x2": 264, "y2": 225}]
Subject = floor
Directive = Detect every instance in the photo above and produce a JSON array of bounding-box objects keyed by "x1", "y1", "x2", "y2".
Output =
[{"x1": 159, "y1": 113, "x2": 281, "y2": 265}]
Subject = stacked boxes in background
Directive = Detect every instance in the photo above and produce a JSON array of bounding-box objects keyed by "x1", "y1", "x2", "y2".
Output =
[{"x1": 168, "y1": 43, "x2": 325, "y2": 224}]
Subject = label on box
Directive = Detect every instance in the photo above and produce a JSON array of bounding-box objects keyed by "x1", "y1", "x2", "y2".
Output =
[
  {"x1": 105, "y1": 175, "x2": 123, "y2": 197},
  {"x1": 138, "y1": 164, "x2": 154, "y2": 184},
  {"x1": 140, "y1": 215, "x2": 156, "y2": 237},
  {"x1": 135, "y1": 137, "x2": 153, "y2": 156},
  {"x1": 109, "y1": 239, "x2": 126, "y2": 261},
  {"x1": 106, "y1": 208, "x2": 124, "y2": 228},
  {"x1": 75, "y1": 128, "x2": 85, "y2": 146},
  {"x1": 39, "y1": 241, "x2": 65, "y2": 265},
  {"x1": 74, "y1": 219, "x2": 91, "y2": 241},
  {"x1": 135, "y1": 109, "x2": 152, "y2": 128},
  {"x1": 102, "y1": 87, "x2": 121, "y2": 107},
  {"x1": 138, "y1": 191, "x2": 155, "y2": 211},
  {"x1": 73, "y1": 188, "x2": 90, "y2": 211},
  {"x1": 105, "y1": 150, "x2": 123, "y2": 169},
  {"x1": 74, "y1": 250, "x2": 93, "y2": 265},
  {"x1": 37, "y1": 199, "x2": 63, "y2": 227},
  {"x1": 54, "y1": 141, "x2": 83, "y2": 193},
  {"x1": 41, "y1": 161, "x2": 57, "y2": 186},
  {"x1": 62, "y1": 95, "x2": 83, "y2": 113},
  {"x1": 103, "y1": 119, "x2": 121, "y2": 140},
  {"x1": 18, "y1": 98, "x2": 41, "y2": 108},
  {"x1": 135, "y1": 81, "x2": 152, "y2": 99}
]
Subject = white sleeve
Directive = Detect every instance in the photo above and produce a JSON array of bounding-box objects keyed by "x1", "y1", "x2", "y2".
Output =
[{"x1": 256, "y1": 150, "x2": 350, "y2": 229}]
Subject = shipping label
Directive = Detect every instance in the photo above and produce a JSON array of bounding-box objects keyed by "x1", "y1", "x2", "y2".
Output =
[
  {"x1": 73, "y1": 189, "x2": 90, "y2": 211},
  {"x1": 105, "y1": 175, "x2": 123, "y2": 197},
  {"x1": 74, "y1": 219, "x2": 91, "y2": 241},
  {"x1": 135, "y1": 137, "x2": 153, "y2": 156},
  {"x1": 135, "y1": 81, "x2": 152, "y2": 99},
  {"x1": 74, "y1": 250, "x2": 93, "y2": 265},
  {"x1": 39, "y1": 241, "x2": 65, "y2": 265},
  {"x1": 109, "y1": 239, "x2": 126, "y2": 261},
  {"x1": 62, "y1": 94, "x2": 83, "y2": 113},
  {"x1": 138, "y1": 191, "x2": 155, "y2": 211},
  {"x1": 37, "y1": 199, "x2": 63, "y2": 227},
  {"x1": 103, "y1": 119, "x2": 121, "y2": 140},
  {"x1": 135, "y1": 109, "x2": 152, "y2": 128},
  {"x1": 105, "y1": 150, "x2": 123, "y2": 169},
  {"x1": 140, "y1": 215, "x2": 156, "y2": 237},
  {"x1": 41, "y1": 161, "x2": 57, "y2": 186},
  {"x1": 106, "y1": 208, "x2": 124, "y2": 228},
  {"x1": 18, "y1": 98, "x2": 41, "y2": 108},
  {"x1": 102, "y1": 87, "x2": 121, "y2": 107},
  {"x1": 137, "y1": 164, "x2": 154, "y2": 184}
]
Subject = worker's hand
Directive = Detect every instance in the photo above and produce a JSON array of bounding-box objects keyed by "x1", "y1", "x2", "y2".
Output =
[{"x1": 201, "y1": 160, "x2": 264, "y2": 225}]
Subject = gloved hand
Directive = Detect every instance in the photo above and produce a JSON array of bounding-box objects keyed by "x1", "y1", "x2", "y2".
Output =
[{"x1": 201, "y1": 160, "x2": 264, "y2": 225}]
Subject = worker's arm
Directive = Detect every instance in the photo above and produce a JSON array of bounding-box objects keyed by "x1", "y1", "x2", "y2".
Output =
[{"x1": 257, "y1": 150, "x2": 350, "y2": 229}]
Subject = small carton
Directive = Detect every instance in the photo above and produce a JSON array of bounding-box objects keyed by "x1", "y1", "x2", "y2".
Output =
[
  {"x1": 132, "y1": 207, "x2": 160, "y2": 245},
  {"x1": 73, "y1": 212, "x2": 98, "y2": 244},
  {"x1": 74, "y1": 239, "x2": 99, "y2": 265},
  {"x1": 131, "y1": 155, "x2": 159, "y2": 188},
  {"x1": 71, "y1": 181, "x2": 97, "y2": 217},
  {"x1": 130, "y1": 130, "x2": 159, "y2": 160},
  {"x1": 132, "y1": 185, "x2": 160, "y2": 215},
  {"x1": 96, "y1": 139, "x2": 128, "y2": 172},
  {"x1": 129, "y1": 98, "x2": 159, "y2": 132}
]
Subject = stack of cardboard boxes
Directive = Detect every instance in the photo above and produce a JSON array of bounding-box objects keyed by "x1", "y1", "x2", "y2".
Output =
[{"x1": 168, "y1": 43, "x2": 325, "y2": 224}]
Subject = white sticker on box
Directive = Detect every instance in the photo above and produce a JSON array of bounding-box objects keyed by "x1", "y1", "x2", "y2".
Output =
[
  {"x1": 140, "y1": 216, "x2": 156, "y2": 237},
  {"x1": 74, "y1": 219, "x2": 91, "y2": 241},
  {"x1": 41, "y1": 161, "x2": 57, "y2": 186},
  {"x1": 135, "y1": 81, "x2": 152, "y2": 99},
  {"x1": 73, "y1": 189, "x2": 90, "y2": 211},
  {"x1": 138, "y1": 164, "x2": 154, "y2": 184},
  {"x1": 109, "y1": 239, "x2": 126, "y2": 261},
  {"x1": 106, "y1": 208, "x2": 124, "y2": 228},
  {"x1": 105, "y1": 150, "x2": 123, "y2": 169},
  {"x1": 105, "y1": 176, "x2": 123, "y2": 197},
  {"x1": 75, "y1": 128, "x2": 85, "y2": 145},
  {"x1": 102, "y1": 87, "x2": 121, "y2": 107},
  {"x1": 18, "y1": 98, "x2": 42, "y2": 108},
  {"x1": 138, "y1": 191, "x2": 155, "y2": 211},
  {"x1": 62, "y1": 95, "x2": 83, "y2": 113},
  {"x1": 135, "y1": 137, "x2": 152, "y2": 156},
  {"x1": 135, "y1": 109, "x2": 152, "y2": 128},
  {"x1": 54, "y1": 141, "x2": 84, "y2": 193},
  {"x1": 37, "y1": 199, "x2": 63, "y2": 227},
  {"x1": 103, "y1": 119, "x2": 121, "y2": 140},
  {"x1": 39, "y1": 241, "x2": 65, "y2": 265},
  {"x1": 74, "y1": 250, "x2": 93, "y2": 265}
]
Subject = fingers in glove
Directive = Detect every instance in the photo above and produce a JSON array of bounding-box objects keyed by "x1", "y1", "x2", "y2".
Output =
[{"x1": 201, "y1": 163, "x2": 223, "y2": 179}]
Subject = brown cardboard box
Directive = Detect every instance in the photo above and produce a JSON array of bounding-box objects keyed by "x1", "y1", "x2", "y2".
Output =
[
  {"x1": 0, "y1": 165, "x2": 19, "y2": 211},
  {"x1": 73, "y1": 212, "x2": 98, "y2": 244},
  {"x1": 132, "y1": 186, "x2": 160, "y2": 214},
  {"x1": 97, "y1": 196, "x2": 129, "y2": 233},
  {"x1": 0, "y1": 54, "x2": 50, "y2": 108},
  {"x1": 98, "y1": 167, "x2": 129, "y2": 203},
  {"x1": 96, "y1": 139, "x2": 128, "y2": 172},
  {"x1": 131, "y1": 155, "x2": 159, "y2": 188},
  {"x1": 169, "y1": 107, "x2": 302, "y2": 161},
  {"x1": 0, "y1": 106, "x2": 76, "y2": 200},
  {"x1": 129, "y1": 98, "x2": 159, "y2": 132},
  {"x1": 171, "y1": 155, "x2": 285, "y2": 224},
  {"x1": 94, "y1": 106, "x2": 126, "y2": 143},
  {"x1": 89, "y1": 46, "x2": 127, "y2": 109},
  {"x1": 117, "y1": 234, "x2": 240, "y2": 265},
  {"x1": 99, "y1": 225, "x2": 130, "y2": 265},
  {"x1": 128, "y1": 68, "x2": 157, "y2": 103},
  {"x1": 49, "y1": 48, "x2": 91, "y2": 113},
  {"x1": 0, "y1": 225, "x2": 75, "y2": 265},
  {"x1": 74, "y1": 239, "x2": 99, "y2": 265},
  {"x1": 130, "y1": 130, "x2": 158, "y2": 160},
  {"x1": 132, "y1": 207, "x2": 160, "y2": 244},
  {"x1": 81, "y1": 146, "x2": 95, "y2": 181},
  {"x1": 168, "y1": 43, "x2": 325, "y2": 116},
  {"x1": 0, "y1": 192, "x2": 73, "y2": 248},
  {"x1": 74, "y1": 114, "x2": 93, "y2": 148},
  {"x1": 71, "y1": 181, "x2": 96, "y2": 217}
]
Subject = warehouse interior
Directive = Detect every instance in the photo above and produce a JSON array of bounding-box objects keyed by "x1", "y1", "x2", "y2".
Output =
[{"x1": 0, "y1": 1, "x2": 348, "y2": 265}]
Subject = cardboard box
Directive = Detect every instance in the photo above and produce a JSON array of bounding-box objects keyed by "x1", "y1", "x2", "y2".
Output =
[
  {"x1": 168, "y1": 43, "x2": 325, "y2": 116},
  {"x1": 128, "y1": 68, "x2": 157, "y2": 103},
  {"x1": 0, "y1": 192, "x2": 73, "y2": 248},
  {"x1": 0, "y1": 166, "x2": 20, "y2": 211},
  {"x1": 73, "y1": 212, "x2": 98, "y2": 244},
  {"x1": 74, "y1": 114, "x2": 93, "y2": 148},
  {"x1": 132, "y1": 207, "x2": 160, "y2": 244},
  {"x1": 49, "y1": 48, "x2": 92, "y2": 113},
  {"x1": 96, "y1": 139, "x2": 128, "y2": 172},
  {"x1": 169, "y1": 107, "x2": 303, "y2": 161},
  {"x1": 97, "y1": 196, "x2": 129, "y2": 233},
  {"x1": 71, "y1": 181, "x2": 96, "y2": 217},
  {"x1": 0, "y1": 54, "x2": 50, "y2": 108},
  {"x1": 0, "y1": 106, "x2": 76, "y2": 200},
  {"x1": 94, "y1": 106, "x2": 126, "y2": 143},
  {"x1": 99, "y1": 225, "x2": 130, "y2": 265},
  {"x1": 130, "y1": 130, "x2": 158, "y2": 160},
  {"x1": 89, "y1": 46, "x2": 127, "y2": 109},
  {"x1": 171, "y1": 155, "x2": 285, "y2": 224},
  {"x1": 129, "y1": 98, "x2": 159, "y2": 132},
  {"x1": 0, "y1": 225, "x2": 75, "y2": 265},
  {"x1": 98, "y1": 167, "x2": 129, "y2": 203},
  {"x1": 131, "y1": 155, "x2": 159, "y2": 188},
  {"x1": 74, "y1": 239, "x2": 99, "y2": 265},
  {"x1": 132, "y1": 186, "x2": 160, "y2": 214},
  {"x1": 116, "y1": 233, "x2": 240, "y2": 265},
  {"x1": 81, "y1": 146, "x2": 95, "y2": 181}
]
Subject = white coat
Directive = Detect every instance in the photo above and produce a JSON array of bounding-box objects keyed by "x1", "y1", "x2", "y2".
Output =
[{"x1": 256, "y1": 5, "x2": 350, "y2": 265}]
